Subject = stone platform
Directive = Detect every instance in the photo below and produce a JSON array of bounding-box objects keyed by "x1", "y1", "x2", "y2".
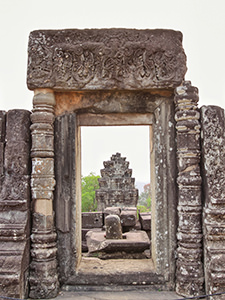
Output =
[{"x1": 86, "y1": 230, "x2": 150, "y2": 259}]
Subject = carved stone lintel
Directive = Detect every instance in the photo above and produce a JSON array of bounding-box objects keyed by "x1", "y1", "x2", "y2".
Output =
[
  {"x1": 174, "y1": 81, "x2": 204, "y2": 297},
  {"x1": 27, "y1": 29, "x2": 187, "y2": 91}
]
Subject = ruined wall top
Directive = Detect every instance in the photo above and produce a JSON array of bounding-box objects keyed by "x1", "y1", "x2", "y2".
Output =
[{"x1": 27, "y1": 28, "x2": 187, "y2": 91}]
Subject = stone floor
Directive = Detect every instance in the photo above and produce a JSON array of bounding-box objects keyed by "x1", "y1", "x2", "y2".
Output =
[
  {"x1": 52, "y1": 289, "x2": 184, "y2": 300},
  {"x1": 49, "y1": 258, "x2": 185, "y2": 300}
]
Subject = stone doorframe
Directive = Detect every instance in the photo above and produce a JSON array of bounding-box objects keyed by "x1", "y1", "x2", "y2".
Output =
[
  {"x1": 53, "y1": 94, "x2": 177, "y2": 284},
  {"x1": 26, "y1": 28, "x2": 192, "y2": 298}
]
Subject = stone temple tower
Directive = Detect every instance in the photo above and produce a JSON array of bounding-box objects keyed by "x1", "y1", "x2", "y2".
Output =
[{"x1": 95, "y1": 153, "x2": 138, "y2": 210}]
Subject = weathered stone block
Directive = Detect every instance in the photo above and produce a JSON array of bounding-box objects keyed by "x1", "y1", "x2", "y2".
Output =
[
  {"x1": 178, "y1": 188, "x2": 202, "y2": 207},
  {"x1": 30, "y1": 109, "x2": 54, "y2": 125},
  {"x1": 4, "y1": 142, "x2": 30, "y2": 175},
  {"x1": 0, "y1": 175, "x2": 30, "y2": 203},
  {"x1": 0, "y1": 240, "x2": 30, "y2": 298},
  {"x1": 6, "y1": 110, "x2": 31, "y2": 143},
  {"x1": 82, "y1": 228, "x2": 102, "y2": 252},
  {"x1": 139, "y1": 212, "x2": 151, "y2": 231},
  {"x1": 178, "y1": 207, "x2": 202, "y2": 233},
  {"x1": 31, "y1": 176, "x2": 55, "y2": 200},
  {"x1": 0, "y1": 142, "x2": 4, "y2": 176},
  {"x1": 175, "y1": 81, "x2": 203, "y2": 297},
  {"x1": 120, "y1": 208, "x2": 137, "y2": 227},
  {"x1": 82, "y1": 212, "x2": 103, "y2": 229},
  {"x1": 105, "y1": 214, "x2": 122, "y2": 239},
  {"x1": 177, "y1": 247, "x2": 202, "y2": 261},
  {"x1": 31, "y1": 123, "x2": 54, "y2": 158},
  {"x1": 32, "y1": 213, "x2": 54, "y2": 233},
  {"x1": 104, "y1": 207, "x2": 121, "y2": 219},
  {"x1": 177, "y1": 133, "x2": 200, "y2": 150},
  {"x1": 98, "y1": 178, "x2": 108, "y2": 189},
  {"x1": 86, "y1": 230, "x2": 150, "y2": 255},
  {"x1": 200, "y1": 105, "x2": 225, "y2": 296},
  {"x1": 32, "y1": 158, "x2": 54, "y2": 176},
  {"x1": 27, "y1": 29, "x2": 187, "y2": 91},
  {"x1": 29, "y1": 259, "x2": 59, "y2": 299},
  {"x1": 0, "y1": 211, "x2": 29, "y2": 240},
  {"x1": 0, "y1": 111, "x2": 6, "y2": 142}
]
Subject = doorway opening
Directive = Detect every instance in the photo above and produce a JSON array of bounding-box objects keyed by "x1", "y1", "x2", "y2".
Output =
[
  {"x1": 73, "y1": 114, "x2": 156, "y2": 284},
  {"x1": 54, "y1": 100, "x2": 177, "y2": 288},
  {"x1": 81, "y1": 125, "x2": 151, "y2": 255}
]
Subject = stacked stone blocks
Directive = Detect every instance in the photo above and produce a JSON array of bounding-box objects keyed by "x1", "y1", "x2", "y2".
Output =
[
  {"x1": 96, "y1": 153, "x2": 138, "y2": 210},
  {"x1": 201, "y1": 105, "x2": 225, "y2": 299},
  {"x1": 0, "y1": 110, "x2": 31, "y2": 298},
  {"x1": 29, "y1": 91, "x2": 59, "y2": 298},
  {"x1": 174, "y1": 81, "x2": 204, "y2": 297}
]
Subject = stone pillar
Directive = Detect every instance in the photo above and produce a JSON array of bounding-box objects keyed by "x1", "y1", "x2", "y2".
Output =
[
  {"x1": 29, "y1": 89, "x2": 59, "y2": 298},
  {"x1": 201, "y1": 105, "x2": 225, "y2": 299},
  {"x1": 0, "y1": 110, "x2": 31, "y2": 298},
  {"x1": 174, "y1": 81, "x2": 204, "y2": 297}
]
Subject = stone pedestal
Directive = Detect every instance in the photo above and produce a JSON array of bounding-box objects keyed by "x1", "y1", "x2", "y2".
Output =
[{"x1": 29, "y1": 90, "x2": 59, "y2": 298}]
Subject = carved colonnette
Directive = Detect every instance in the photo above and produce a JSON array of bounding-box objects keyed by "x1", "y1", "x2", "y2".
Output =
[
  {"x1": 0, "y1": 110, "x2": 31, "y2": 298},
  {"x1": 201, "y1": 106, "x2": 225, "y2": 299},
  {"x1": 175, "y1": 81, "x2": 204, "y2": 297},
  {"x1": 29, "y1": 90, "x2": 59, "y2": 298}
]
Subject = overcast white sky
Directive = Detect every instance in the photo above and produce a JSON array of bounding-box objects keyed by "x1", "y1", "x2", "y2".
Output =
[{"x1": 0, "y1": 0, "x2": 225, "y2": 182}]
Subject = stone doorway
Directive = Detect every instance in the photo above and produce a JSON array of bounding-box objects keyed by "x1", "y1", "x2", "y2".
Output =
[
  {"x1": 27, "y1": 28, "x2": 185, "y2": 296},
  {"x1": 54, "y1": 91, "x2": 178, "y2": 289}
]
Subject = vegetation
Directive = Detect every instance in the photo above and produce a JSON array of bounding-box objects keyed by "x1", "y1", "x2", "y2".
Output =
[
  {"x1": 81, "y1": 173, "x2": 100, "y2": 212},
  {"x1": 137, "y1": 183, "x2": 151, "y2": 214}
]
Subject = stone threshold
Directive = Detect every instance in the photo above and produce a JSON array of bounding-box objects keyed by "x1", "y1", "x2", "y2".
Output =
[{"x1": 65, "y1": 257, "x2": 166, "y2": 286}]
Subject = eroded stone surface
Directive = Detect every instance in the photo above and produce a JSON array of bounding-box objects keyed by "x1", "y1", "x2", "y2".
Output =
[
  {"x1": 201, "y1": 105, "x2": 225, "y2": 299},
  {"x1": 105, "y1": 214, "x2": 122, "y2": 239},
  {"x1": 96, "y1": 153, "x2": 138, "y2": 210},
  {"x1": 29, "y1": 92, "x2": 59, "y2": 299},
  {"x1": 86, "y1": 230, "x2": 150, "y2": 259},
  {"x1": 0, "y1": 110, "x2": 31, "y2": 299},
  {"x1": 27, "y1": 29, "x2": 187, "y2": 91},
  {"x1": 174, "y1": 81, "x2": 204, "y2": 297},
  {"x1": 120, "y1": 207, "x2": 137, "y2": 228},
  {"x1": 139, "y1": 212, "x2": 151, "y2": 231},
  {"x1": 82, "y1": 212, "x2": 103, "y2": 229}
]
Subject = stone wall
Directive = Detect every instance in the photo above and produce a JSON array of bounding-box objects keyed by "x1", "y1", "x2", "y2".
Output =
[
  {"x1": 201, "y1": 105, "x2": 225, "y2": 299},
  {"x1": 0, "y1": 110, "x2": 31, "y2": 298},
  {"x1": 174, "y1": 81, "x2": 204, "y2": 297},
  {"x1": 1, "y1": 28, "x2": 225, "y2": 300}
]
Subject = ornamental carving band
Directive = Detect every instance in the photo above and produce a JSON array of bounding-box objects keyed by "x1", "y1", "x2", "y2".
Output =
[{"x1": 27, "y1": 29, "x2": 187, "y2": 90}]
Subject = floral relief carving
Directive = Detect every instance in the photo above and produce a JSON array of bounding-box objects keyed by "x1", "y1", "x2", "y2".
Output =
[{"x1": 27, "y1": 29, "x2": 187, "y2": 90}]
